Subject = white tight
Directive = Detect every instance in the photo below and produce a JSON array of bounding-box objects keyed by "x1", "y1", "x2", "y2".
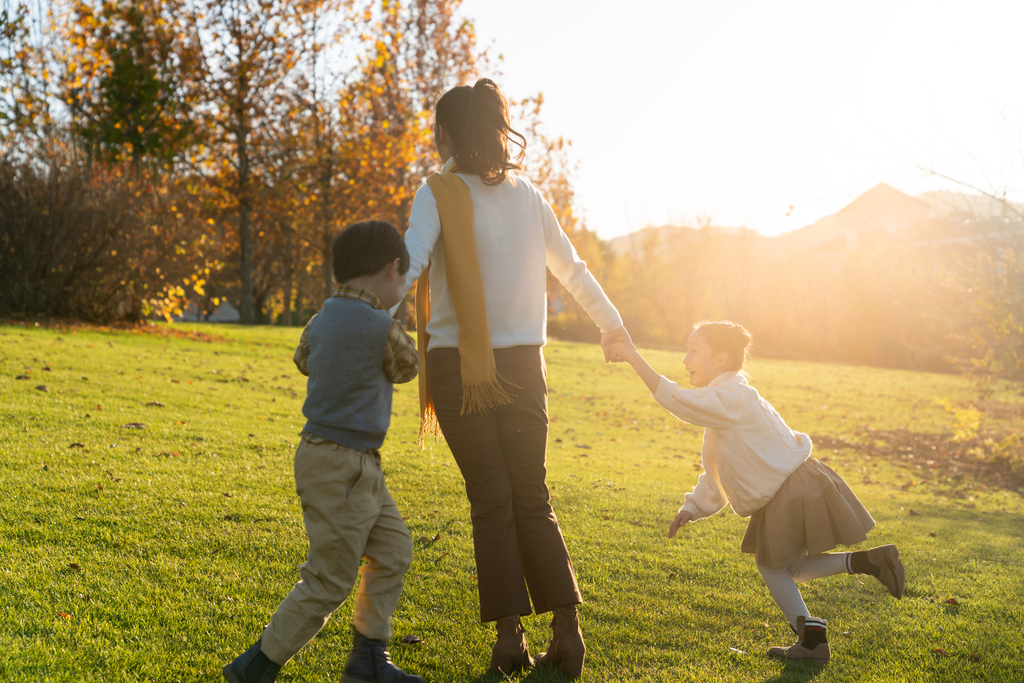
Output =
[{"x1": 758, "y1": 553, "x2": 850, "y2": 629}]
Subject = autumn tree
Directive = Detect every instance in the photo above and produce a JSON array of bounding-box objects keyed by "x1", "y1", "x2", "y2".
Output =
[
  {"x1": 62, "y1": 0, "x2": 201, "y2": 167},
  {"x1": 189, "y1": 0, "x2": 335, "y2": 324}
]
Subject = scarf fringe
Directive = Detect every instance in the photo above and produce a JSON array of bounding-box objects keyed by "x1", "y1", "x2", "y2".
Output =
[
  {"x1": 459, "y1": 372, "x2": 521, "y2": 416},
  {"x1": 417, "y1": 402, "x2": 443, "y2": 448}
]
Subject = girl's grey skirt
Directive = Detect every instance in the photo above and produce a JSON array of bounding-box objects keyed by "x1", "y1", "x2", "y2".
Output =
[{"x1": 741, "y1": 457, "x2": 876, "y2": 569}]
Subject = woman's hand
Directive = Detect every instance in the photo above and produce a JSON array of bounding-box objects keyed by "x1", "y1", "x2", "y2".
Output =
[
  {"x1": 668, "y1": 509, "x2": 692, "y2": 538},
  {"x1": 609, "y1": 339, "x2": 638, "y2": 364},
  {"x1": 600, "y1": 326, "x2": 631, "y2": 363}
]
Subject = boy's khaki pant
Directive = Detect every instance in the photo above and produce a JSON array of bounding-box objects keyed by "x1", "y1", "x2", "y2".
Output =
[{"x1": 261, "y1": 438, "x2": 413, "y2": 666}]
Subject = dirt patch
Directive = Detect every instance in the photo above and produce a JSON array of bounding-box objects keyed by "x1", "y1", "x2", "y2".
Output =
[
  {"x1": 1, "y1": 318, "x2": 224, "y2": 343},
  {"x1": 812, "y1": 429, "x2": 1024, "y2": 492}
]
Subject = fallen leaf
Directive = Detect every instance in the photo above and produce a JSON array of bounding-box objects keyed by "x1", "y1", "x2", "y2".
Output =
[
  {"x1": 67, "y1": 563, "x2": 81, "y2": 571},
  {"x1": 401, "y1": 634, "x2": 424, "y2": 645},
  {"x1": 970, "y1": 653, "x2": 981, "y2": 662},
  {"x1": 934, "y1": 647, "x2": 949, "y2": 656},
  {"x1": 631, "y1": 520, "x2": 642, "y2": 526},
  {"x1": 603, "y1": 515, "x2": 611, "y2": 520},
  {"x1": 418, "y1": 536, "x2": 429, "y2": 543},
  {"x1": 575, "y1": 443, "x2": 591, "y2": 449},
  {"x1": 122, "y1": 423, "x2": 146, "y2": 429},
  {"x1": 69, "y1": 442, "x2": 85, "y2": 448},
  {"x1": 35, "y1": 385, "x2": 49, "y2": 392},
  {"x1": 929, "y1": 531, "x2": 937, "y2": 537},
  {"x1": 554, "y1": 438, "x2": 563, "y2": 443},
  {"x1": 97, "y1": 483, "x2": 103, "y2": 491},
  {"x1": 223, "y1": 492, "x2": 232, "y2": 497},
  {"x1": 224, "y1": 515, "x2": 233, "y2": 521},
  {"x1": 434, "y1": 552, "x2": 449, "y2": 563},
  {"x1": 432, "y1": 533, "x2": 440, "y2": 541},
  {"x1": 56, "y1": 612, "x2": 71, "y2": 619},
  {"x1": 15, "y1": 374, "x2": 29, "y2": 380},
  {"x1": 909, "y1": 509, "x2": 920, "y2": 516},
  {"x1": 145, "y1": 402, "x2": 164, "y2": 407},
  {"x1": 945, "y1": 598, "x2": 960, "y2": 606}
]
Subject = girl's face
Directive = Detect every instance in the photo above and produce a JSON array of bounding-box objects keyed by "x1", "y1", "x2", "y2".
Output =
[{"x1": 683, "y1": 331, "x2": 730, "y2": 388}]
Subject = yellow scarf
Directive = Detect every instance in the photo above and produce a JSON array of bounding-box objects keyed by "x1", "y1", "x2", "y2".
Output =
[{"x1": 416, "y1": 166, "x2": 516, "y2": 444}]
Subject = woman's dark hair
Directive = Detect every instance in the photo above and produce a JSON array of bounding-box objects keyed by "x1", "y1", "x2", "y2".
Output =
[
  {"x1": 332, "y1": 220, "x2": 409, "y2": 284},
  {"x1": 434, "y1": 78, "x2": 526, "y2": 186},
  {"x1": 692, "y1": 320, "x2": 753, "y2": 371}
]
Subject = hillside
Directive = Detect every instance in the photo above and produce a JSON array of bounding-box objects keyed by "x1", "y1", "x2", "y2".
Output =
[{"x1": 608, "y1": 185, "x2": 1021, "y2": 256}]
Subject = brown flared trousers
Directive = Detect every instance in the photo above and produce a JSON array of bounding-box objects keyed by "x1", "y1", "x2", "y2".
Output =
[{"x1": 427, "y1": 345, "x2": 582, "y2": 622}]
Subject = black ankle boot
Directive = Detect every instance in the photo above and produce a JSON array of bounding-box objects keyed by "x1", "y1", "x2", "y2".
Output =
[
  {"x1": 341, "y1": 629, "x2": 425, "y2": 683},
  {"x1": 222, "y1": 639, "x2": 281, "y2": 683}
]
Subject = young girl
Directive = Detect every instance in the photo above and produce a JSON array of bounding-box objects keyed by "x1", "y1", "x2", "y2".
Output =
[{"x1": 611, "y1": 321, "x2": 905, "y2": 663}]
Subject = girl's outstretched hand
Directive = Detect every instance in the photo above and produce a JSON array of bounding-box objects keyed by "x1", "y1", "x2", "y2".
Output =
[
  {"x1": 609, "y1": 339, "x2": 638, "y2": 363},
  {"x1": 600, "y1": 326, "x2": 631, "y2": 363},
  {"x1": 668, "y1": 509, "x2": 692, "y2": 538}
]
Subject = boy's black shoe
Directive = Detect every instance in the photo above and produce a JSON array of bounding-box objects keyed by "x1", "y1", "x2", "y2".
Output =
[
  {"x1": 341, "y1": 629, "x2": 424, "y2": 683},
  {"x1": 223, "y1": 639, "x2": 281, "y2": 683}
]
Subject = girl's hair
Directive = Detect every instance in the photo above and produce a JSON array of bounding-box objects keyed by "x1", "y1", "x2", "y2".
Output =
[
  {"x1": 692, "y1": 320, "x2": 753, "y2": 371},
  {"x1": 434, "y1": 78, "x2": 526, "y2": 186}
]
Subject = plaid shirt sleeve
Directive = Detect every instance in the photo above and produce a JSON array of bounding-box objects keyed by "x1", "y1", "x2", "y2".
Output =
[
  {"x1": 384, "y1": 319, "x2": 419, "y2": 384},
  {"x1": 293, "y1": 314, "x2": 316, "y2": 377}
]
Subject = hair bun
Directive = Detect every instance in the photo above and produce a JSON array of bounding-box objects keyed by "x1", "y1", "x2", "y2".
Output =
[{"x1": 693, "y1": 320, "x2": 753, "y2": 371}]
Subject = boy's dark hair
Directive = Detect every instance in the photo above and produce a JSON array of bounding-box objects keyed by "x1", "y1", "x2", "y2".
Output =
[
  {"x1": 332, "y1": 220, "x2": 410, "y2": 284},
  {"x1": 435, "y1": 78, "x2": 526, "y2": 186}
]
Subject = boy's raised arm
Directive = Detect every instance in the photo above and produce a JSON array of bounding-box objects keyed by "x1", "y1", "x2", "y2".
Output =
[
  {"x1": 384, "y1": 320, "x2": 419, "y2": 384},
  {"x1": 293, "y1": 314, "x2": 317, "y2": 377}
]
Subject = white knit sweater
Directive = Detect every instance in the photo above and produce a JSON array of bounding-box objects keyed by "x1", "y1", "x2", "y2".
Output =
[
  {"x1": 401, "y1": 158, "x2": 622, "y2": 351},
  {"x1": 653, "y1": 371, "x2": 813, "y2": 520}
]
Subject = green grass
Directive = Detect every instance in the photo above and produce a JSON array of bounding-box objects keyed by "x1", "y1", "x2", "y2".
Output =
[{"x1": 1, "y1": 322, "x2": 1023, "y2": 682}]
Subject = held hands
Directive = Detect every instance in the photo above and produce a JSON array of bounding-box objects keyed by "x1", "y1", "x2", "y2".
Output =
[
  {"x1": 668, "y1": 509, "x2": 692, "y2": 538},
  {"x1": 600, "y1": 326, "x2": 632, "y2": 363},
  {"x1": 608, "y1": 338, "x2": 639, "y2": 364}
]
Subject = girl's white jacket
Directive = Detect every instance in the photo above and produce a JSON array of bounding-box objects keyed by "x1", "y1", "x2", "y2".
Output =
[{"x1": 655, "y1": 371, "x2": 813, "y2": 520}]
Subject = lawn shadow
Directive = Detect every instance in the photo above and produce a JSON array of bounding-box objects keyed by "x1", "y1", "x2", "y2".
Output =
[
  {"x1": 760, "y1": 659, "x2": 827, "y2": 683},
  {"x1": 465, "y1": 663, "x2": 570, "y2": 683}
]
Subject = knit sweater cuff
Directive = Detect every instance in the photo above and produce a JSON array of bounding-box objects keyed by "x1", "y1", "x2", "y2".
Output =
[
  {"x1": 681, "y1": 499, "x2": 708, "y2": 522},
  {"x1": 598, "y1": 310, "x2": 624, "y2": 335}
]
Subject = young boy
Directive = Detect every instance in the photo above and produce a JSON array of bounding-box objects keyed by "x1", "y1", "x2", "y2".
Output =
[{"x1": 224, "y1": 221, "x2": 423, "y2": 683}]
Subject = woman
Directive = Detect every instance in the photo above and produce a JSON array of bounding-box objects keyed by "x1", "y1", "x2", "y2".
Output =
[{"x1": 401, "y1": 78, "x2": 627, "y2": 679}]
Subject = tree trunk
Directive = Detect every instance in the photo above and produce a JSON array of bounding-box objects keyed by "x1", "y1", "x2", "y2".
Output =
[
  {"x1": 283, "y1": 219, "x2": 293, "y2": 327},
  {"x1": 239, "y1": 199, "x2": 254, "y2": 324},
  {"x1": 322, "y1": 225, "x2": 333, "y2": 302}
]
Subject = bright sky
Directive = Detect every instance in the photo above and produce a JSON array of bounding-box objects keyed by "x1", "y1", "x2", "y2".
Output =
[{"x1": 458, "y1": 0, "x2": 1024, "y2": 238}]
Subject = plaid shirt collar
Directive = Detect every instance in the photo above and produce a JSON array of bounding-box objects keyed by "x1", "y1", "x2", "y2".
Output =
[{"x1": 332, "y1": 285, "x2": 383, "y2": 310}]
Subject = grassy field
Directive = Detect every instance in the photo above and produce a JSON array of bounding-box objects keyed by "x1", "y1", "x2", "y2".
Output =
[{"x1": 1, "y1": 321, "x2": 1023, "y2": 682}]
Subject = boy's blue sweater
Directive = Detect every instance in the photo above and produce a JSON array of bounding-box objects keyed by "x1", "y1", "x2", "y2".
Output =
[{"x1": 301, "y1": 296, "x2": 394, "y2": 452}]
